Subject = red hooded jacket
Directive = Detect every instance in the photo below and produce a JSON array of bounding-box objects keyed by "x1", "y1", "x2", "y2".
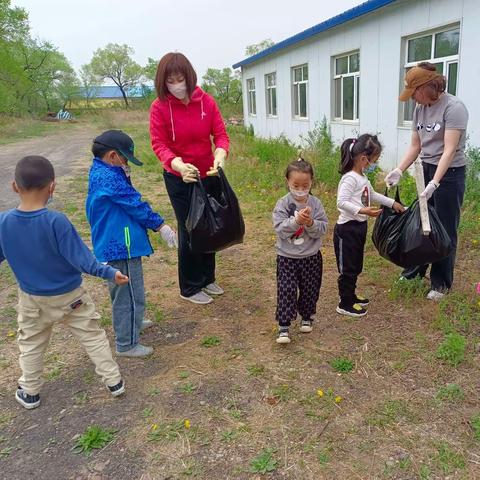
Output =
[{"x1": 149, "y1": 86, "x2": 230, "y2": 178}]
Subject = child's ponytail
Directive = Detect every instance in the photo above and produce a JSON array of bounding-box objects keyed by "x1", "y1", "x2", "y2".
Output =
[
  {"x1": 339, "y1": 138, "x2": 356, "y2": 174},
  {"x1": 339, "y1": 134, "x2": 383, "y2": 174}
]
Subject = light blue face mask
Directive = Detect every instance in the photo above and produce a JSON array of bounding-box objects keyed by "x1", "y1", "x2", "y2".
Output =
[{"x1": 363, "y1": 162, "x2": 378, "y2": 174}]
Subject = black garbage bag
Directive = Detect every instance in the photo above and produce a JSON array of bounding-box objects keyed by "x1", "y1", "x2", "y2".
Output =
[
  {"x1": 372, "y1": 189, "x2": 451, "y2": 268},
  {"x1": 185, "y1": 167, "x2": 245, "y2": 254}
]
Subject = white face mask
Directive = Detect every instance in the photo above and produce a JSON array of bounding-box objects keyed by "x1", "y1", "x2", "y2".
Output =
[
  {"x1": 121, "y1": 164, "x2": 131, "y2": 177},
  {"x1": 167, "y1": 81, "x2": 187, "y2": 100},
  {"x1": 289, "y1": 187, "x2": 309, "y2": 198}
]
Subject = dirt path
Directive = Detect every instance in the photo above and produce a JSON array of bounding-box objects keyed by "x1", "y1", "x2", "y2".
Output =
[{"x1": 0, "y1": 126, "x2": 96, "y2": 209}]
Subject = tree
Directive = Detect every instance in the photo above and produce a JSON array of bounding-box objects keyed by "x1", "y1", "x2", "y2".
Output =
[
  {"x1": 0, "y1": 0, "x2": 77, "y2": 115},
  {"x1": 88, "y1": 43, "x2": 143, "y2": 108},
  {"x1": 245, "y1": 38, "x2": 274, "y2": 57},
  {"x1": 79, "y1": 64, "x2": 99, "y2": 107},
  {"x1": 144, "y1": 57, "x2": 158, "y2": 82},
  {"x1": 19, "y1": 39, "x2": 77, "y2": 111},
  {"x1": 201, "y1": 68, "x2": 242, "y2": 105}
]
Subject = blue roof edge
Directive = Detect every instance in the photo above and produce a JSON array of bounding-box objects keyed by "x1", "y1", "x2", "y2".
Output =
[{"x1": 232, "y1": 0, "x2": 398, "y2": 69}]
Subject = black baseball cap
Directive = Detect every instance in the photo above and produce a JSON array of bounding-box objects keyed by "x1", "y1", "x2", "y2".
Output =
[{"x1": 93, "y1": 130, "x2": 143, "y2": 166}]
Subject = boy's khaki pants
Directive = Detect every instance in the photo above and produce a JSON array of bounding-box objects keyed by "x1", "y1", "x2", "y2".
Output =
[{"x1": 16, "y1": 285, "x2": 122, "y2": 395}]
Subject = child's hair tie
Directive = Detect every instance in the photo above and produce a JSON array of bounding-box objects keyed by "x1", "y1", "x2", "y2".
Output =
[{"x1": 349, "y1": 138, "x2": 357, "y2": 152}]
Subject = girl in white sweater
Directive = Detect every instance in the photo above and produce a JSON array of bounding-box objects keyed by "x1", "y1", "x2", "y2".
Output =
[{"x1": 334, "y1": 134, "x2": 404, "y2": 317}]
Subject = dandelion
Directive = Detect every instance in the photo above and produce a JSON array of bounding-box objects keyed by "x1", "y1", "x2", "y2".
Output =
[
  {"x1": 317, "y1": 389, "x2": 324, "y2": 397},
  {"x1": 151, "y1": 423, "x2": 158, "y2": 431},
  {"x1": 334, "y1": 396, "x2": 342, "y2": 404},
  {"x1": 184, "y1": 419, "x2": 191, "y2": 429}
]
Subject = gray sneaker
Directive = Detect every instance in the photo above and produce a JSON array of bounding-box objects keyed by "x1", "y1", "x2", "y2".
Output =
[
  {"x1": 116, "y1": 344, "x2": 153, "y2": 357},
  {"x1": 180, "y1": 291, "x2": 213, "y2": 304},
  {"x1": 140, "y1": 320, "x2": 154, "y2": 331},
  {"x1": 203, "y1": 283, "x2": 224, "y2": 296}
]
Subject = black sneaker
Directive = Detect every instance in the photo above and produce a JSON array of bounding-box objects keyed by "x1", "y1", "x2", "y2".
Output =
[
  {"x1": 15, "y1": 387, "x2": 40, "y2": 409},
  {"x1": 276, "y1": 327, "x2": 291, "y2": 344},
  {"x1": 299, "y1": 318, "x2": 313, "y2": 333},
  {"x1": 336, "y1": 303, "x2": 367, "y2": 318},
  {"x1": 354, "y1": 295, "x2": 370, "y2": 307},
  {"x1": 108, "y1": 379, "x2": 125, "y2": 397}
]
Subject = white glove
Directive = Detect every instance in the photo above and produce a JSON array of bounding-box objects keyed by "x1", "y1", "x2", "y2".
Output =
[
  {"x1": 385, "y1": 167, "x2": 403, "y2": 187},
  {"x1": 420, "y1": 180, "x2": 439, "y2": 201},
  {"x1": 207, "y1": 148, "x2": 227, "y2": 176},
  {"x1": 171, "y1": 157, "x2": 199, "y2": 183},
  {"x1": 159, "y1": 224, "x2": 178, "y2": 248}
]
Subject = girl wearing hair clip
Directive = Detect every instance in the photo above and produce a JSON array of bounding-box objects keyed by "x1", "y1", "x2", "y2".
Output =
[
  {"x1": 334, "y1": 134, "x2": 404, "y2": 317},
  {"x1": 272, "y1": 157, "x2": 328, "y2": 344}
]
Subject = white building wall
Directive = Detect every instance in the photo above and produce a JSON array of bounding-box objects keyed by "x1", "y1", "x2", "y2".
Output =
[{"x1": 239, "y1": 0, "x2": 479, "y2": 170}]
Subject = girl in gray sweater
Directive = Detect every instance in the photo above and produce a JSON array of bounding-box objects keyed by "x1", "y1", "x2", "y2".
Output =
[{"x1": 272, "y1": 158, "x2": 328, "y2": 344}]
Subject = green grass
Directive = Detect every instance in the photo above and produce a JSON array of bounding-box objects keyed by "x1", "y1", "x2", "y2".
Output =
[
  {"x1": 388, "y1": 276, "x2": 429, "y2": 302},
  {"x1": 436, "y1": 333, "x2": 467, "y2": 367},
  {"x1": 200, "y1": 336, "x2": 221, "y2": 347},
  {"x1": 433, "y1": 442, "x2": 465, "y2": 474},
  {"x1": 247, "y1": 364, "x2": 265, "y2": 376},
  {"x1": 179, "y1": 382, "x2": 197, "y2": 394},
  {"x1": 471, "y1": 413, "x2": 480, "y2": 440},
  {"x1": 330, "y1": 357, "x2": 354, "y2": 373},
  {"x1": 435, "y1": 384, "x2": 464, "y2": 402},
  {"x1": 0, "y1": 115, "x2": 77, "y2": 145},
  {"x1": 367, "y1": 399, "x2": 410, "y2": 428},
  {"x1": 73, "y1": 426, "x2": 116, "y2": 455},
  {"x1": 249, "y1": 448, "x2": 279, "y2": 474},
  {"x1": 435, "y1": 293, "x2": 479, "y2": 334},
  {"x1": 270, "y1": 384, "x2": 293, "y2": 402}
]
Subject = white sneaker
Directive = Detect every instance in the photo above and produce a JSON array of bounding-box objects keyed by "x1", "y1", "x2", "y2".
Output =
[
  {"x1": 427, "y1": 290, "x2": 445, "y2": 301},
  {"x1": 299, "y1": 318, "x2": 313, "y2": 333},
  {"x1": 116, "y1": 344, "x2": 153, "y2": 357},
  {"x1": 180, "y1": 291, "x2": 213, "y2": 304},
  {"x1": 276, "y1": 328, "x2": 291, "y2": 344},
  {"x1": 140, "y1": 320, "x2": 154, "y2": 331},
  {"x1": 203, "y1": 283, "x2": 224, "y2": 296}
]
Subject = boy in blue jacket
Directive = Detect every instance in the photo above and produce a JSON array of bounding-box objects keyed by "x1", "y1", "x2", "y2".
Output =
[
  {"x1": 0, "y1": 156, "x2": 127, "y2": 409},
  {"x1": 86, "y1": 130, "x2": 176, "y2": 358}
]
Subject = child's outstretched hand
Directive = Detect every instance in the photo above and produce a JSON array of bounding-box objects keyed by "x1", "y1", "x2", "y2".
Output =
[
  {"x1": 114, "y1": 271, "x2": 129, "y2": 285},
  {"x1": 392, "y1": 201, "x2": 406, "y2": 213},
  {"x1": 360, "y1": 206, "x2": 382, "y2": 218},
  {"x1": 159, "y1": 224, "x2": 178, "y2": 248}
]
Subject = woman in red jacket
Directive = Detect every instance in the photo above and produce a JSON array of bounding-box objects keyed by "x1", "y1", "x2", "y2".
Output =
[{"x1": 150, "y1": 52, "x2": 230, "y2": 305}]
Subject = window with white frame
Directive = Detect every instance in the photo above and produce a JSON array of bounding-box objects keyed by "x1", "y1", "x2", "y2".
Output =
[
  {"x1": 247, "y1": 78, "x2": 256, "y2": 115},
  {"x1": 333, "y1": 52, "x2": 360, "y2": 121},
  {"x1": 265, "y1": 72, "x2": 277, "y2": 117},
  {"x1": 402, "y1": 26, "x2": 460, "y2": 122},
  {"x1": 292, "y1": 65, "x2": 308, "y2": 118}
]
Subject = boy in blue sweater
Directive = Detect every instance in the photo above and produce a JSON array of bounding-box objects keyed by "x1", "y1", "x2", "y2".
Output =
[
  {"x1": 0, "y1": 156, "x2": 128, "y2": 409},
  {"x1": 86, "y1": 130, "x2": 177, "y2": 358}
]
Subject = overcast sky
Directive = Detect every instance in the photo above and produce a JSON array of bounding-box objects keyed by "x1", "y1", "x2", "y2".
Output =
[{"x1": 12, "y1": 0, "x2": 360, "y2": 82}]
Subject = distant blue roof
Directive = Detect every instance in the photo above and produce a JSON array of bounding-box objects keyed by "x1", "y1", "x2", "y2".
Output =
[
  {"x1": 232, "y1": 0, "x2": 398, "y2": 69},
  {"x1": 79, "y1": 85, "x2": 153, "y2": 99}
]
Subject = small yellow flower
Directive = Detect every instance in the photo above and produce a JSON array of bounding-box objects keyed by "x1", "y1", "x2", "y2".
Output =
[
  {"x1": 151, "y1": 423, "x2": 158, "y2": 431},
  {"x1": 7, "y1": 331, "x2": 15, "y2": 338},
  {"x1": 317, "y1": 389, "x2": 324, "y2": 397},
  {"x1": 473, "y1": 240, "x2": 479, "y2": 245},
  {"x1": 184, "y1": 419, "x2": 191, "y2": 429},
  {"x1": 334, "y1": 396, "x2": 342, "y2": 404}
]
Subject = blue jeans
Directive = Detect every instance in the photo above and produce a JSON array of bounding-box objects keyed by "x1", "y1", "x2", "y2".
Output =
[
  {"x1": 107, "y1": 257, "x2": 145, "y2": 352},
  {"x1": 402, "y1": 162, "x2": 465, "y2": 291}
]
